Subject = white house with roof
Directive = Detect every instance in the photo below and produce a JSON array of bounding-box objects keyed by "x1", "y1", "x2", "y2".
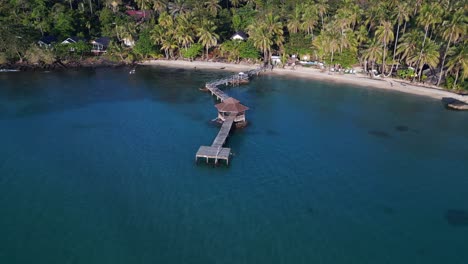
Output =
[{"x1": 231, "y1": 31, "x2": 248, "y2": 41}]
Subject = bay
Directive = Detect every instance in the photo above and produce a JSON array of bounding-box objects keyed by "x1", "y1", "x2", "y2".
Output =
[{"x1": 0, "y1": 67, "x2": 467, "y2": 263}]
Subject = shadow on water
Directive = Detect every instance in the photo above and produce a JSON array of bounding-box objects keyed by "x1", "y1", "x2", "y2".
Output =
[
  {"x1": 306, "y1": 207, "x2": 317, "y2": 216},
  {"x1": 445, "y1": 209, "x2": 468, "y2": 227},
  {"x1": 265, "y1": 129, "x2": 280, "y2": 136},
  {"x1": 395, "y1": 125, "x2": 409, "y2": 132},
  {"x1": 382, "y1": 206, "x2": 396, "y2": 215},
  {"x1": 368, "y1": 130, "x2": 392, "y2": 139}
]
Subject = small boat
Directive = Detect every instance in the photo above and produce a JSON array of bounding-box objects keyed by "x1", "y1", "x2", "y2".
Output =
[
  {"x1": 129, "y1": 69, "x2": 136, "y2": 74},
  {"x1": 0, "y1": 69, "x2": 20, "y2": 72}
]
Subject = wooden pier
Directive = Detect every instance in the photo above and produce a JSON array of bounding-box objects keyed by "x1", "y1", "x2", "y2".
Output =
[
  {"x1": 195, "y1": 114, "x2": 235, "y2": 165},
  {"x1": 196, "y1": 66, "x2": 267, "y2": 165}
]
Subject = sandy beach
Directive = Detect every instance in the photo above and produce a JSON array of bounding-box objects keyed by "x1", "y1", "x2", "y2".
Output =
[{"x1": 141, "y1": 60, "x2": 468, "y2": 103}]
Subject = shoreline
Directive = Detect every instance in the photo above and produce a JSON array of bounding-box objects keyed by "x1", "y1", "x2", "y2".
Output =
[
  {"x1": 0, "y1": 59, "x2": 129, "y2": 71},
  {"x1": 141, "y1": 59, "x2": 468, "y2": 103}
]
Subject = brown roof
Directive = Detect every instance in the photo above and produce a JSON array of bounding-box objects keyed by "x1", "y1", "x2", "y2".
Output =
[{"x1": 215, "y1": 97, "x2": 249, "y2": 113}]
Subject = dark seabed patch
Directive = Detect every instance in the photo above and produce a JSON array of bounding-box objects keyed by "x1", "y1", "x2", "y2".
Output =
[
  {"x1": 368, "y1": 130, "x2": 392, "y2": 138},
  {"x1": 417, "y1": 248, "x2": 427, "y2": 256},
  {"x1": 445, "y1": 210, "x2": 468, "y2": 227},
  {"x1": 395, "y1": 125, "x2": 409, "y2": 132},
  {"x1": 265, "y1": 129, "x2": 280, "y2": 136},
  {"x1": 382, "y1": 206, "x2": 395, "y2": 215},
  {"x1": 306, "y1": 207, "x2": 316, "y2": 215},
  {"x1": 71, "y1": 122, "x2": 112, "y2": 129}
]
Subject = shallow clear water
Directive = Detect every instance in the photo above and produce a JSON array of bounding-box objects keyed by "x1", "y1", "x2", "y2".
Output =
[{"x1": 0, "y1": 67, "x2": 467, "y2": 263}]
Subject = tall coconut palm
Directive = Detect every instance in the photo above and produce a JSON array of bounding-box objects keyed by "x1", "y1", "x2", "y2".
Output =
[
  {"x1": 152, "y1": 0, "x2": 167, "y2": 14},
  {"x1": 168, "y1": 0, "x2": 189, "y2": 16},
  {"x1": 437, "y1": 9, "x2": 466, "y2": 86},
  {"x1": 386, "y1": 1, "x2": 411, "y2": 76},
  {"x1": 375, "y1": 20, "x2": 394, "y2": 75},
  {"x1": 301, "y1": 3, "x2": 317, "y2": 36},
  {"x1": 136, "y1": 0, "x2": 151, "y2": 10},
  {"x1": 408, "y1": 39, "x2": 440, "y2": 82},
  {"x1": 287, "y1": 5, "x2": 302, "y2": 34},
  {"x1": 229, "y1": 0, "x2": 243, "y2": 8},
  {"x1": 355, "y1": 25, "x2": 369, "y2": 47},
  {"x1": 205, "y1": 0, "x2": 221, "y2": 16},
  {"x1": 415, "y1": 2, "x2": 443, "y2": 80},
  {"x1": 196, "y1": 19, "x2": 219, "y2": 60},
  {"x1": 315, "y1": 0, "x2": 328, "y2": 28},
  {"x1": 446, "y1": 44, "x2": 468, "y2": 89},
  {"x1": 315, "y1": 27, "x2": 340, "y2": 64},
  {"x1": 365, "y1": 2, "x2": 389, "y2": 32},
  {"x1": 397, "y1": 30, "x2": 423, "y2": 67},
  {"x1": 247, "y1": 23, "x2": 272, "y2": 64},
  {"x1": 362, "y1": 39, "x2": 382, "y2": 76},
  {"x1": 175, "y1": 13, "x2": 194, "y2": 50}
]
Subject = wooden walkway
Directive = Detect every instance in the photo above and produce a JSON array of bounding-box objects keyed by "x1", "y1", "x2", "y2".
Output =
[
  {"x1": 205, "y1": 66, "x2": 268, "y2": 102},
  {"x1": 195, "y1": 114, "x2": 235, "y2": 165},
  {"x1": 196, "y1": 66, "x2": 267, "y2": 165}
]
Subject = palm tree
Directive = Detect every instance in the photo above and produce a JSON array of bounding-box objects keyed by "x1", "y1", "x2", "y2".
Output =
[
  {"x1": 151, "y1": 12, "x2": 177, "y2": 58},
  {"x1": 346, "y1": 2, "x2": 362, "y2": 30},
  {"x1": 375, "y1": 20, "x2": 394, "y2": 75},
  {"x1": 397, "y1": 30, "x2": 423, "y2": 68},
  {"x1": 196, "y1": 19, "x2": 219, "y2": 60},
  {"x1": 301, "y1": 3, "x2": 317, "y2": 36},
  {"x1": 168, "y1": 0, "x2": 189, "y2": 16},
  {"x1": 415, "y1": 2, "x2": 443, "y2": 80},
  {"x1": 365, "y1": 2, "x2": 389, "y2": 33},
  {"x1": 362, "y1": 39, "x2": 382, "y2": 77},
  {"x1": 446, "y1": 44, "x2": 468, "y2": 89},
  {"x1": 313, "y1": 27, "x2": 340, "y2": 65},
  {"x1": 152, "y1": 0, "x2": 167, "y2": 14},
  {"x1": 205, "y1": 0, "x2": 221, "y2": 17},
  {"x1": 264, "y1": 12, "x2": 284, "y2": 47},
  {"x1": 387, "y1": 1, "x2": 411, "y2": 76},
  {"x1": 175, "y1": 13, "x2": 195, "y2": 50},
  {"x1": 104, "y1": 0, "x2": 121, "y2": 13},
  {"x1": 136, "y1": 0, "x2": 151, "y2": 10},
  {"x1": 355, "y1": 25, "x2": 369, "y2": 47},
  {"x1": 115, "y1": 21, "x2": 137, "y2": 44},
  {"x1": 437, "y1": 9, "x2": 465, "y2": 86},
  {"x1": 247, "y1": 23, "x2": 272, "y2": 64},
  {"x1": 229, "y1": 0, "x2": 243, "y2": 8},
  {"x1": 408, "y1": 39, "x2": 440, "y2": 82},
  {"x1": 287, "y1": 5, "x2": 302, "y2": 34},
  {"x1": 315, "y1": 0, "x2": 328, "y2": 28}
]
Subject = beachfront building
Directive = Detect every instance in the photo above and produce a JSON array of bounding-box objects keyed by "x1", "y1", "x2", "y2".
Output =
[
  {"x1": 91, "y1": 37, "x2": 110, "y2": 54},
  {"x1": 38, "y1": 36, "x2": 57, "y2": 49},
  {"x1": 231, "y1": 31, "x2": 248, "y2": 41},
  {"x1": 61, "y1": 36, "x2": 86, "y2": 51},
  {"x1": 215, "y1": 97, "x2": 249, "y2": 125},
  {"x1": 61, "y1": 36, "x2": 84, "y2": 45}
]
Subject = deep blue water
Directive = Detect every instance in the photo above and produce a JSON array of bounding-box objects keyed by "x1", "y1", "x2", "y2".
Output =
[{"x1": 0, "y1": 67, "x2": 467, "y2": 263}]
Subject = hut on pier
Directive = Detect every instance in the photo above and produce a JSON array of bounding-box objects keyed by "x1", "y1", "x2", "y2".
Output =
[{"x1": 215, "y1": 97, "x2": 249, "y2": 126}]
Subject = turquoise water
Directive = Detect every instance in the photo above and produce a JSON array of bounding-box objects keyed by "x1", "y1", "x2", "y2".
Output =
[{"x1": 0, "y1": 67, "x2": 467, "y2": 263}]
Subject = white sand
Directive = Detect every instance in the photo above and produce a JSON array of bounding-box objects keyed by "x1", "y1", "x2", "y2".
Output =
[{"x1": 141, "y1": 60, "x2": 468, "y2": 103}]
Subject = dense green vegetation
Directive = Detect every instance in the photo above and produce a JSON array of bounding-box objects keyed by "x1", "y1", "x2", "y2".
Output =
[{"x1": 0, "y1": 0, "x2": 466, "y2": 89}]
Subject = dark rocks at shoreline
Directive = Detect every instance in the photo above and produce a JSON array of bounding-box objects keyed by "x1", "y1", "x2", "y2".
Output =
[{"x1": 442, "y1": 97, "x2": 468, "y2": 111}]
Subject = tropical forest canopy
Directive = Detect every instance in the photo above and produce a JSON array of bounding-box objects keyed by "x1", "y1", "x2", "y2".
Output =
[{"x1": 0, "y1": 0, "x2": 466, "y2": 89}]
